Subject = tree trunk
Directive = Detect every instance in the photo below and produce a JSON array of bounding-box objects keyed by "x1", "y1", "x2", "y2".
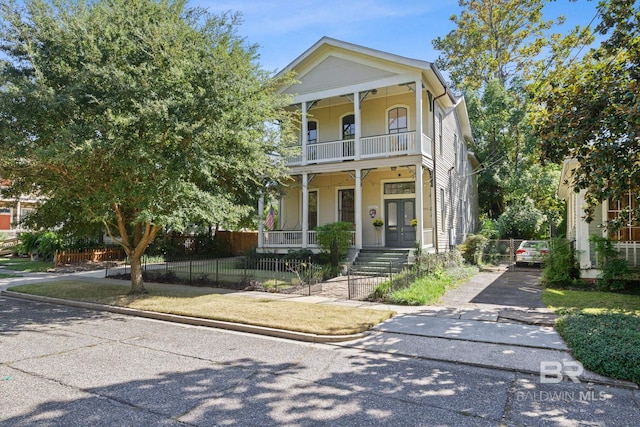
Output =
[{"x1": 129, "y1": 253, "x2": 146, "y2": 294}]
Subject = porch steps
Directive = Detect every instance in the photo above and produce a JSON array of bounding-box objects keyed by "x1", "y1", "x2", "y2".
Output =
[{"x1": 351, "y1": 249, "x2": 409, "y2": 276}]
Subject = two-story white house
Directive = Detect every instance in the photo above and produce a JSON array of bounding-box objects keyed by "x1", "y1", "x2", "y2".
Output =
[{"x1": 257, "y1": 37, "x2": 479, "y2": 257}]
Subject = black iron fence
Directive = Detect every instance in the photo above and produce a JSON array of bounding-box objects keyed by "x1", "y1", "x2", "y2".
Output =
[
  {"x1": 347, "y1": 251, "x2": 465, "y2": 300},
  {"x1": 109, "y1": 256, "x2": 324, "y2": 296}
]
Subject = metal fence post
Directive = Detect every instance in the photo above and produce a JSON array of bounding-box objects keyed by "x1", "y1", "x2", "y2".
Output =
[
  {"x1": 189, "y1": 259, "x2": 193, "y2": 283},
  {"x1": 215, "y1": 257, "x2": 219, "y2": 283}
]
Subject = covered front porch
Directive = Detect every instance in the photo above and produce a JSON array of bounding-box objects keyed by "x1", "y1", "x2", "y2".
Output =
[{"x1": 257, "y1": 163, "x2": 435, "y2": 253}]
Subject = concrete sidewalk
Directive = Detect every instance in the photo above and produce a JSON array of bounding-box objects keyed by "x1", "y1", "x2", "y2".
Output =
[{"x1": 1, "y1": 264, "x2": 636, "y2": 388}]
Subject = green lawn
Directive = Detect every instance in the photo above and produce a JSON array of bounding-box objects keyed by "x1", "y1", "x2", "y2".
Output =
[
  {"x1": 7, "y1": 281, "x2": 395, "y2": 336},
  {"x1": 0, "y1": 257, "x2": 54, "y2": 272},
  {"x1": 379, "y1": 266, "x2": 478, "y2": 305},
  {"x1": 543, "y1": 288, "x2": 640, "y2": 384},
  {"x1": 543, "y1": 288, "x2": 640, "y2": 315}
]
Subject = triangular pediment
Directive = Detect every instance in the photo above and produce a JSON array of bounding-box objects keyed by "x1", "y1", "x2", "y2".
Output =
[{"x1": 282, "y1": 55, "x2": 399, "y2": 96}]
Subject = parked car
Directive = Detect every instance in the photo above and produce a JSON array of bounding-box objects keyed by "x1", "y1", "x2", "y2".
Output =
[{"x1": 515, "y1": 240, "x2": 549, "y2": 266}]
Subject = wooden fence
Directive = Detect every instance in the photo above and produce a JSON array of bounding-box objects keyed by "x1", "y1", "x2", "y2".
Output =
[
  {"x1": 216, "y1": 231, "x2": 258, "y2": 256},
  {"x1": 54, "y1": 247, "x2": 125, "y2": 267}
]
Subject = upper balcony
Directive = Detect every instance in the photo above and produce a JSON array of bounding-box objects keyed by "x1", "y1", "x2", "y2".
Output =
[{"x1": 286, "y1": 131, "x2": 432, "y2": 166}]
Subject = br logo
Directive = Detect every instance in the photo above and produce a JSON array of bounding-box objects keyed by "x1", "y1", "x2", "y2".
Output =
[{"x1": 540, "y1": 360, "x2": 584, "y2": 383}]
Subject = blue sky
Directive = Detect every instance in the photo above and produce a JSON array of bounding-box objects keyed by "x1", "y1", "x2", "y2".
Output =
[{"x1": 193, "y1": 0, "x2": 602, "y2": 73}]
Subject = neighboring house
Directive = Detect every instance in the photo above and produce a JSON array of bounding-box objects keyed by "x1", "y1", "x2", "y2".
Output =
[
  {"x1": 558, "y1": 158, "x2": 640, "y2": 278},
  {"x1": 0, "y1": 180, "x2": 38, "y2": 236},
  {"x1": 257, "y1": 37, "x2": 479, "y2": 255}
]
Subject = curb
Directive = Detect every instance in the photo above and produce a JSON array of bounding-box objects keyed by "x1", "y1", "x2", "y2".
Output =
[
  {"x1": 343, "y1": 335, "x2": 639, "y2": 391},
  {"x1": 0, "y1": 290, "x2": 367, "y2": 344}
]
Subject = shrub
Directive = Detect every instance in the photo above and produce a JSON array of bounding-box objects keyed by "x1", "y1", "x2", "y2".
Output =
[
  {"x1": 590, "y1": 235, "x2": 630, "y2": 291},
  {"x1": 556, "y1": 313, "x2": 640, "y2": 384},
  {"x1": 478, "y1": 219, "x2": 499, "y2": 239},
  {"x1": 17, "y1": 231, "x2": 64, "y2": 260},
  {"x1": 460, "y1": 234, "x2": 488, "y2": 265},
  {"x1": 496, "y1": 198, "x2": 544, "y2": 239},
  {"x1": 316, "y1": 222, "x2": 353, "y2": 276},
  {"x1": 541, "y1": 238, "x2": 580, "y2": 288}
]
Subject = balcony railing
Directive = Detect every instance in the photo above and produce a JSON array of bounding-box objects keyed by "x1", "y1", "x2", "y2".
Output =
[{"x1": 286, "y1": 131, "x2": 432, "y2": 166}]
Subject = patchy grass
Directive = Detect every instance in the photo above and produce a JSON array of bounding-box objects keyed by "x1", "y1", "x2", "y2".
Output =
[
  {"x1": 0, "y1": 257, "x2": 53, "y2": 272},
  {"x1": 544, "y1": 288, "x2": 640, "y2": 384},
  {"x1": 385, "y1": 266, "x2": 478, "y2": 305},
  {"x1": 543, "y1": 288, "x2": 640, "y2": 315},
  {"x1": 6, "y1": 281, "x2": 395, "y2": 336}
]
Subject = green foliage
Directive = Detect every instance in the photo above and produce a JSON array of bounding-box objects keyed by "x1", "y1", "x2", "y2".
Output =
[
  {"x1": 478, "y1": 219, "x2": 499, "y2": 239},
  {"x1": 556, "y1": 313, "x2": 640, "y2": 384},
  {"x1": 315, "y1": 222, "x2": 353, "y2": 272},
  {"x1": 16, "y1": 232, "x2": 40, "y2": 256},
  {"x1": 432, "y1": 0, "x2": 576, "y2": 90},
  {"x1": 433, "y1": 1, "x2": 578, "y2": 228},
  {"x1": 533, "y1": 0, "x2": 640, "y2": 224},
  {"x1": 590, "y1": 235, "x2": 631, "y2": 291},
  {"x1": 460, "y1": 234, "x2": 488, "y2": 265},
  {"x1": 541, "y1": 238, "x2": 580, "y2": 288},
  {"x1": 496, "y1": 198, "x2": 544, "y2": 238},
  {"x1": 382, "y1": 266, "x2": 477, "y2": 306},
  {"x1": 0, "y1": 0, "x2": 296, "y2": 292},
  {"x1": 373, "y1": 251, "x2": 468, "y2": 301},
  {"x1": 17, "y1": 231, "x2": 64, "y2": 260}
]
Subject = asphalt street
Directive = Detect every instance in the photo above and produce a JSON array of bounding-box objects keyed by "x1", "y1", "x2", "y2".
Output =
[{"x1": 1, "y1": 292, "x2": 639, "y2": 426}]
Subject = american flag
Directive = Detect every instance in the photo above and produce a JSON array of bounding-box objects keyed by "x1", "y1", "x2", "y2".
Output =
[{"x1": 265, "y1": 206, "x2": 275, "y2": 230}]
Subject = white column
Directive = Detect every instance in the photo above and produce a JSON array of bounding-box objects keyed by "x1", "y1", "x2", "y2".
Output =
[
  {"x1": 355, "y1": 168, "x2": 362, "y2": 249},
  {"x1": 415, "y1": 163, "x2": 423, "y2": 247},
  {"x1": 301, "y1": 102, "x2": 308, "y2": 166},
  {"x1": 15, "y1": 201, "x2": 21, "y2": 229},
  {"x1": 302, "y1": 173, "x2": 309, "y2": 248},
  {"x1": 257, "y1": 193, "x2": 264, "y2": 248},
  {"x1": 354, "y1": 91, "x2": 361, "y2": 160},
  {"x1": 575, "y1": 189, "x2": 592, "y2": 269},
  {"x1": 415, "y1": 78, "x2": 423, "y2": 154}
]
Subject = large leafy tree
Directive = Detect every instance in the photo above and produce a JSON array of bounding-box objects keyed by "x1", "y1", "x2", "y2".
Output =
[
  {"x1": 433, "y1": 0, "x2": 591, "y2": 237},
  {"x1": 534, "y1": 0, "x2": 640, "y2": 226},
  {"x1": 0, "y1": 0, "x2": 295, "y2": 293},
  {"x1": 433, "y1": 0, "x2": 574, "y2": 91}
]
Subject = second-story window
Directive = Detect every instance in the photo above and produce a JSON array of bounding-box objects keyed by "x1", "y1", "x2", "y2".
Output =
[
  {"x1": 342, "y1": 114, "x2": 355, "y2": 140},
  {"x1": 388, "y1": 107, "x2": 407, "y2": 134},
  {"x1": 307, "y1": 120, "x2": 318, "y2": 144}
]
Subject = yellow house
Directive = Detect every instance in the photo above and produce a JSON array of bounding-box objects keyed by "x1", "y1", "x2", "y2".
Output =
[{"x1": 258, "y1": 37, "x2": 479, "y2": 256}]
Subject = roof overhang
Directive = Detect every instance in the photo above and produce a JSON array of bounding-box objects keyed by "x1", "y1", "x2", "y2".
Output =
[{"x1": 558, "y1": 158, "x2": 580, "y2": 199}]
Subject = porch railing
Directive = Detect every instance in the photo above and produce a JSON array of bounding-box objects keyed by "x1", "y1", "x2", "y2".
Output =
[
  {"x1": 262, "y1": 230, "x2": 356, "y2": 248},
  {"x1": 613, "y1": 241, "x2": 640, "y2": 268},
  {"x1": 286, "y1": 131, "x2": 433, "y2": 166},
  {"x1": 263, "y1": 231, "x2": 303, "y2": 247},
  {"x1": 421, "y1": 133, "x2": 433, "y2": 158}
]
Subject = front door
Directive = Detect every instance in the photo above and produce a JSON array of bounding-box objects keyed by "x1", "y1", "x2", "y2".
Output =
[{"x1": 385, "y1": 199, "x2": 416, "y2": 247}]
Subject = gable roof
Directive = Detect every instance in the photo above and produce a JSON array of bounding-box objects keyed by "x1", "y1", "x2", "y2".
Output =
[{"x1": 275, "y1": 36, "x2": 458, "y2": 105}]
